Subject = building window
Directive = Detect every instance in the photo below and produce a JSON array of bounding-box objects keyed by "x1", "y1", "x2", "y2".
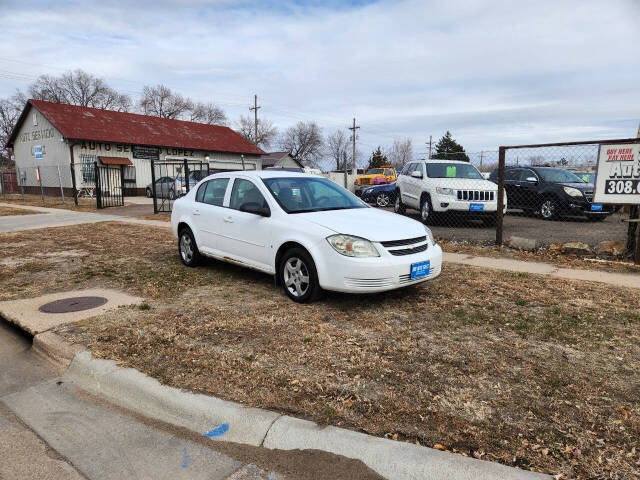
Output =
[
  {"x1": 80, "y1": 154, "x2": 97, "y2": 185},
  {"x1": 123, "y1": 165, "x2": 136, "y2": 185},
  {"x1": 32, "y1": 113, "x2": 37, "y2": 126}
]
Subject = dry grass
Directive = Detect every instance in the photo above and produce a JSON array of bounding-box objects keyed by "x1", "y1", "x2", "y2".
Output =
[
  {"x1": 1, "y1": 193, "x2": 97, "y2": 211},
  {"x1": 1, "y1": 222, "x2": 638, "y2": 479},
  {"x1": 0, "y1": 206, "x2": 42, "y2": 216},
  {"x1": 138, "y1": 213, "x2": 171, "y2": 222}
]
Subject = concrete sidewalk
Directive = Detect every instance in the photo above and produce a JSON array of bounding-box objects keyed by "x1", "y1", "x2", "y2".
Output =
[{"x1": 444, "y1": 252, "x2": 640, "y2": 289}]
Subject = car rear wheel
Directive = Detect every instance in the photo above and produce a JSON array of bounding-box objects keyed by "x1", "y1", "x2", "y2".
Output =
[
  {"x1": 539, "y1": 198, "x2": 559, "y2": 220},
  {"x1": 376, "y1": 192, "x2": 391, "y2": 207},
  {"x1": 279, "y1": 248, "x2": 322, "y2": 303},
  {"x1": 178, "y1": 227, "x2": 202, "y2": 267},
  {"x1": 394, "y1": 192, "x2": 405, "y2": 215},
  {"x1": 146, "y1": 187, "x2": 153, "y2": 198}
]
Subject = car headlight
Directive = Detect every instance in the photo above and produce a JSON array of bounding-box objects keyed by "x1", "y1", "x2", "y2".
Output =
[
  {"x1": 362, "y1": 187, "x2": 373, "y2": 194},
  {"x1": 563, "y1": 186, "x2": 583, "y2": 197},
  {"x1": 327, "y1": 234, "x2": 380, "y2": 257},
  {"x1": 435, "y1": 187, "x2": 453, "y2": 196},
  {"x1": 423, "y1": 225, "x2": 435, "y2": 245}
]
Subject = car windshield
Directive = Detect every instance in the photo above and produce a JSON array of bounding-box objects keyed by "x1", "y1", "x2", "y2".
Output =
[
  {"x1": 365, "y1": 168, "x2": 384, "y2": 175},
  {"x1": 538, "y1": 168, "x2": 584, "y2": 184},
  {"x1": 576, "y1": 172, "x2": 595, "y2": 183},
  {"x1": 262, "y1": 177, "x2": 367, "y2": 213},
  {"x1": 426, "y1": 163, "x2": 483, "y2": 179}
]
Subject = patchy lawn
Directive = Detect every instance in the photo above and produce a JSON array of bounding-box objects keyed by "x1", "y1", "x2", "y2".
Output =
[
  {"x1": 1, "y1": 193, "x2": 98, "y2": 211},
  {"x1": 1, "y1": 222, "x2": 638, "y2": 479},
  {"x1": 0, "y1": 206, "x2": 42, "y2": 216}
]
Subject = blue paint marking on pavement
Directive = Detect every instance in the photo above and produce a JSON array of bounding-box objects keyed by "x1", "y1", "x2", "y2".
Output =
[
  {"x1": 203, "y1": 423, "x2": 229, "y2": 438},
  {"x1": 182, "y1": 446, "x2": 190, "y2": 468}
]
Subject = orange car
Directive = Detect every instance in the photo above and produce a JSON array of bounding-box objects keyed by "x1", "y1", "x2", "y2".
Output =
[{"x1": 354, "y1": 166, "x2": 397, "y2": 194}]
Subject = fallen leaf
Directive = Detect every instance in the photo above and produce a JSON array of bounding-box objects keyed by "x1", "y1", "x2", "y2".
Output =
[{"x1": 433, "y1": 443, "x2": 446, "y2": 451}]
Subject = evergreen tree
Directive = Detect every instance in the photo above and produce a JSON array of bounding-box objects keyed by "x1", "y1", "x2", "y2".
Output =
[
  {"x1": 367, "y1": 146, "x2": 388, "y2": 169},
  {"x1": 431, "y1": 131, "x2": 470, "y2": 162}
]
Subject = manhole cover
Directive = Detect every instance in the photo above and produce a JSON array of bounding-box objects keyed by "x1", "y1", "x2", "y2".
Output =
[{"x1": 39, "y1": 296, "x2": 108, "y2": 314}]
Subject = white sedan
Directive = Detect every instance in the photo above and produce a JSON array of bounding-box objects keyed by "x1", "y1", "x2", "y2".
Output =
[{"x1": 171, "y1": 171, "x2": 442, "y2": 302}]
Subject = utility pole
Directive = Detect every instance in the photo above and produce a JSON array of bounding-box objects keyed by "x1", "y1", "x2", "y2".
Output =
[
  {"x1": 249, "y1": 95, "x2": 260, "y2": 145},
  {"x1": 348, "y1": 118, "x2": 360, "y2": 176},
  {"x1": 428, "y1": 135, "x2": 432, "y2": 159},
  {"x1": 479, "y1": 150, "x2": 484, "y2": 171}
]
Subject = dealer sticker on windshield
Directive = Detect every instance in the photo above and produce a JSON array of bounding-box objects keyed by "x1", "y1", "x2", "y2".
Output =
[
  {"x1": 410, "y1": 260, "x2": 430, "y2": 280},
  {"x1": 469, "y1": 203, "x2": 484, "y2": 211}
]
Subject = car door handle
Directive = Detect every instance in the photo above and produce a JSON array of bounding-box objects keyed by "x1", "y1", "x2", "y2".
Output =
[
  {"x1": 223, "y1": 216, "x2": 234, "y2": 223},
  {"x1": 193, "y1": 209, "x2": 200, "y2": 216}
]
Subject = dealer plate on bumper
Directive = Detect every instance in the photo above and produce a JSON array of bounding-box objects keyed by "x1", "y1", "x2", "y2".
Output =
[
  {"x1": 590, "y1": 204, "x2": 603, "y2": 211},
  {"x1": 410, "y1": 260, "x2": 430, "y2": 280},
  {"x1": 469, "y1": 203, "x2": 484, "y2": 211}
]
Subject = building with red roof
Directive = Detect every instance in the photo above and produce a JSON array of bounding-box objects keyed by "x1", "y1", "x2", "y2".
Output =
[{"x1": 6, "y1": 99, "x2": 265, "y2": 197}]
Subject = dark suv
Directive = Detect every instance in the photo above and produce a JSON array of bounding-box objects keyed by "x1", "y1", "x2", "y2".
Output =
[{"x1": 488, "y1": 166, "x2": 611, "y2": 221}]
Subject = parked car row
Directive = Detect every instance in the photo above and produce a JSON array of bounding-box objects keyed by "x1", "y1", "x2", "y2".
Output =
[{"x1": 171, "y1": 170, "x2": 442, "y2": 303}]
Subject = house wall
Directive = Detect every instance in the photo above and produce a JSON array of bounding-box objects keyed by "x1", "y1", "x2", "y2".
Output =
[{"x1": 12, "y1": 105, "x2": 73, "y2": 189}]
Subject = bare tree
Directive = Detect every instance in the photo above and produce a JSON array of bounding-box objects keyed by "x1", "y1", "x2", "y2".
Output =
[
  {"x1": 138, "y1": 84, "x2": 193, "y2": 119},
  {"x1": 29, "y1": 69, "x2": 131, "y2": 111},
  {"x1": 0, "y1": 91, "x2": 27, "y2": 164},
  {"x1": 236, "y1": 115, "x2": 278, "y2": 149},
  {"x1": 325, "y1": 130, "x2": 350, "y2": 170},
  {"x1": 189, "y1": 102, "x2": 227, "y2": 125},
  {"x1": 278, "y1": 121, "x2": 324, "y2": 166},
  {"x1": 388, "y1": 138, "x2": 413, "y2": 167}
]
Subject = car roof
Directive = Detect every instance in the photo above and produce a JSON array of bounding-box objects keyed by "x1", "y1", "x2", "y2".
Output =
[
  {"x1": 204, "y1": 170, "x2": 319, "y2": 180},
  {"x1": 421, "y1": 159, "x2": 472, "y2": 164}
]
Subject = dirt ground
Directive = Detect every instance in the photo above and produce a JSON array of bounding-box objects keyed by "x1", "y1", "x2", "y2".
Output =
[
  {"x1": 1, "y1": 222, "x2": 638, "y2": 479},
  {"x1": 1, "y1": 193, "x2": 97, "y2": 211},
  {"x1": 0, "y1": 206, "x2": 42, "y2": 216}
]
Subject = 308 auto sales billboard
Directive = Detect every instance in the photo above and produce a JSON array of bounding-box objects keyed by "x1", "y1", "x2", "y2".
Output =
[{"x1": 593, "y1": 144, "x2": 640, "y2": 204}]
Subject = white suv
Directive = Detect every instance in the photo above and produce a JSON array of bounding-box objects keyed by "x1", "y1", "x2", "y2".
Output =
[{"x1": 394, "y1": 160, "x2": 505, "y2": 225}]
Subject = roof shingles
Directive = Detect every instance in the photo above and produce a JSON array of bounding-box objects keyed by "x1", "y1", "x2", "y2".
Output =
[{"x1": 22, "y1": 100, "x2": 265, "y2": 156}]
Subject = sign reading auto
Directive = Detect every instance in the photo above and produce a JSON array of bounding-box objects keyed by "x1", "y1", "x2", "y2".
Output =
[{"x1": 593, "y1": 144, "x2": 640, "y2": 204}]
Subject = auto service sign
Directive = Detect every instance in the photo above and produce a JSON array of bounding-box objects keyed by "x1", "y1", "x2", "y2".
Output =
[{"x1": 593, "y1": 144, "x2": 640, "y2": 204}]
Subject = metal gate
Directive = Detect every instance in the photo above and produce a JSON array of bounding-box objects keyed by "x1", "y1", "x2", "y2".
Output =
[
  {"x1": 94, "y1": 162, "x2": 124, "y2": 208},
  {"x1": 150, "y1": 159, "x2": 210, "y2": 213}
]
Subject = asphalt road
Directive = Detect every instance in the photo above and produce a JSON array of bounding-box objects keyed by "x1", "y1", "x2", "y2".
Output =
[
  {"x1": 0, "y1": 321, "x2": 382, "y2": 480},
  {"x1": 398, "y1": 209, "x2": 629, "y2": 247}
]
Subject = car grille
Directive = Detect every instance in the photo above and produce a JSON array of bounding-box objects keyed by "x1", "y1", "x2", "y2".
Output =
[
  {"x1": 457, "y1": 190, "x2": 495, "y2": 201},
  {"x1": 399, "y1": 264, "x2": 441, "y2": 284},
  {"x1": 584, "y1": 191, "x2": 594, "y2": 202},
  {"x1": 359, "y1": 178, "x2": 371, "y2": 185},
  {"x1": 344, "y1": 277, "x2": 395, "y2": 288},
  {"x1": 380, "y1": 236, "x2": 427, "y2": 247},
  {"x1": 388, "y1": 243, "x2": 429, "y2": 256}
]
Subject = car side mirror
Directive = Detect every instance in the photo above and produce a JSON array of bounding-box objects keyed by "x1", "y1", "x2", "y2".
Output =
[
  {"x1": 411, "y1": 170, "x2": 423, "y2": 179},
  {"x1": 240, "y1": 202, "x2": 271, "y2": 217},
  {"x1": 525, "y1": 177, "x2": 538, "y2": 183}
]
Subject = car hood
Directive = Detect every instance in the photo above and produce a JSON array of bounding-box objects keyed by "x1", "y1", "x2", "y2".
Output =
[
  {"x1": 433, "y1": 178, "x2": 497, "y2": 190},
  {"x1": 300, "y1": 207, "x2": 425, "y2": 242}
]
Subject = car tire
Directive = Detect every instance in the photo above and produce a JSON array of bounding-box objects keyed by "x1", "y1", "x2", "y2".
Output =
[
  {"x1": 376, "y1": 192, "x2": 391, "y2": 208},
  {"x1": 279, "y1": 247, "x2": 322, "y2": 303},
  {"x1": 420, "y1": 195, "x2": 434, "y2": 224},
  {"x1": 539, "y1": 198, "x2": 559, "y2": 220},
  {"x1": 146, "y1": 187, "x2": 153, "y2": 198},
  {"x1": 169, "y1": 189, "x2": 176, "y2": 200},
  {"x1": 178, "y1": 227, "x2": 202, "y2": 267},
  {"x1": 394, "y1": 192, "x2": 406, "y2": 215}
]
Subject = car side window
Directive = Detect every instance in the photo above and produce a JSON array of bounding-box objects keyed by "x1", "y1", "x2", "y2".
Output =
[
  {"x1": 415, "y1": 163, "x2": 425, "y2": 177},
  {"x1": 201, "y1": 178, "x2": 229, "y2": 206},
  {"x1": 195, "y1": 182, "x2": 207, "y2": 203},
  {"x1": 505, "y1": 169, "x2": 520, "y2": 181},
  {"x1": 403, "y1": 163, "x2": 415, "y2": 175},
  {"x1": 229, "y1": 178, "x2": 267, "y2": 210},
  {"x1": 520, "y1": 169, "x2": 538, "y2": 182}
]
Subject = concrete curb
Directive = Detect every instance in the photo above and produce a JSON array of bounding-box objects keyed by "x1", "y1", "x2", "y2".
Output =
[
  {"x1": 32, "y1": 331, "x2": 86, "y2": 369},
  {"x1": 60, "y1": 350, "x2": 550, "y2": 480}
]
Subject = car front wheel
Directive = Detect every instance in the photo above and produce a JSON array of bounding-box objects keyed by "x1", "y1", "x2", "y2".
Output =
[
  {"x1": 394, "y1": 193, "x2": 405, "y2": 215},
  {"x1": 178, "y1": 227, "x2": 202, "y2": 267},
  {"x1": 376, "y1": 192, "x2": 391, "y2": 207},
  {"x1": 539, "y1": 198, "x2": 559, "y2": 220},
  {"x1": 279, "y1": 248, "x2": 322, "y2": 303}
]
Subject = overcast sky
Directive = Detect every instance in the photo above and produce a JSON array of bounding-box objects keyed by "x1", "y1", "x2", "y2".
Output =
[{"x1": 1, "y1": 0, "x2": 638, "y2": 159}]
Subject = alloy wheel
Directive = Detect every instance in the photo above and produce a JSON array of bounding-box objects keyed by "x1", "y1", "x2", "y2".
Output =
[
  {"x1": 421, "y1": 200, "x2": 430, "y2": 221},
  {"x1": 540, "y1": 200, "x2": 555, "y2": 219},
  {"x1": 283, "y1": 257, "x2": 310, "y2": 298},
  {"x1": 180, "y1": 233, "x2": 194, "y2": 263},
  {"x1": 376, "y1": 192, "x2": 390, "y2": 207}
]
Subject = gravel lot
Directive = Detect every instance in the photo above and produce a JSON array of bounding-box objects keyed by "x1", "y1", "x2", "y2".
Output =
[{"x1": 397, "y1": 208, "x2": 629, "y2": 248}]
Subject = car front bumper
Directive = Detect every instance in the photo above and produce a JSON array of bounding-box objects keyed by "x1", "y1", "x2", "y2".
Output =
[{"x1": 315, "y1": 242, "x2": 443, "y2": 293}]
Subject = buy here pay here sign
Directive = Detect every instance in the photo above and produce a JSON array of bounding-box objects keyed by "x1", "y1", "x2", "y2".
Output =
[{"x1": 594, "y1": 144, "x2": 640, "y2": 204}]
